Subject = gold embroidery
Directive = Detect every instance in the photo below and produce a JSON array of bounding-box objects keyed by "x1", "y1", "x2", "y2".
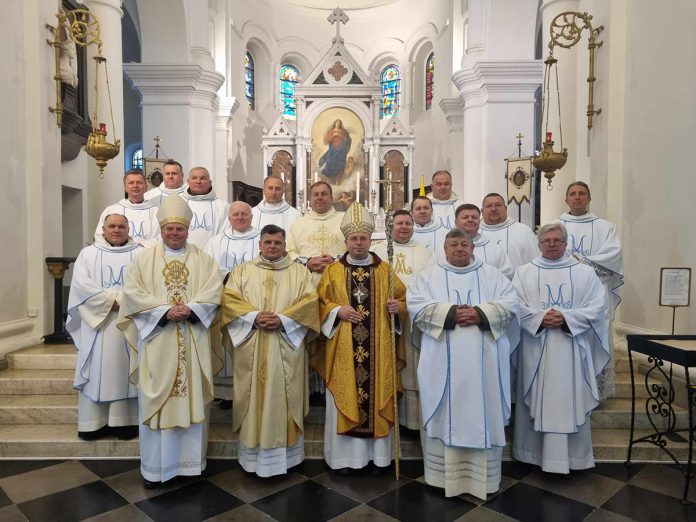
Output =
[
  {"x1": 354, "y1": 345, "x2": 369, "y2": 363},
  {"x1": 307, "y1": 225, "x2": 339, "y2": 255},
  {"x1": 351, "y1": 267, "x2": 369, "y2": 283},
  {"x1": 355, "y1": 304, "x2": 369, "y2": 318},
  {"x1": 352, "y1": 284, "x2": 368, "y2": 304},
  {"x1": 357, "y1": 386, "x2": 368, "y2": 404},
  {"x1": 393, "y1": 253, "x2": 413, "y2": 276},
  {"x1": 352, "y1": 323, "x2": 369, "y2": 344},
  {"x1": 163, "y1": 259, "x2": 189, "y2": 397}
]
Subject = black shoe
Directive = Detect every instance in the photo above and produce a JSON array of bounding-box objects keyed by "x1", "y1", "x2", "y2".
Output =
[
  {"x1": 334, "y1": 467, "x2": 353, "y2": 476},
  {"x1": 78, "y1": 426, "x2": 109, "y2": 440},
  {"x1": 219, "y1": 400, "x2": 232, "y2": 410},
  {"x1": 370, "y1": 464, "x2": 388, "y2": 476},
  {"x1": 143, "y1": 478, "x2": 158, "y2": 489},
  {"x1": 111, "y1": 425, "x2": 139, "y2": 440}
]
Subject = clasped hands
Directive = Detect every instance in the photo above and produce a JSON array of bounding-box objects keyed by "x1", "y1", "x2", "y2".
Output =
[
  {"x1": 255, "y1": 311, "x2": 282, "y2": 331},
  {"x1": 166, "y1": 303, "x2": 192, "y2": 322},
  {"x1": 541, "y1": 309, "x2": 565, "y2": 329},
  {"x1": 307, "y1": 255, "x2": 334, "y2": 273},
  {"x1": 338, "y1": 299, "x2": 400, "y2": 324},
  {"x1": 454, "y1": 304, "x2": 481, "y2": 327}
]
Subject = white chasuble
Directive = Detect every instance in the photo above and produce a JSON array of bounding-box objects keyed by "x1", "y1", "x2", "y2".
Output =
[
  {"x1": 67, "y1": 239, "x2": 143, "y2": 431},
  {"x1": 373, "y1": 240, "x2": 432, "y2": 429},
  {"x1": 560, "y1": 212, "x2": 623, "y2": 399},
  {"x1": 118, "y1": 243, "x2": 222, "y2": 482},
  {"x1": 94, "y1": 199, "x2": 161, "y2": 247},
  {"x1": 221, "y1": 255, "x2": 319, "y2": 477},
  {"x1": 474, "y1": 234, "x2": 514, "y2": 280},
  {"x1": 480, "y1": 219, "x2": 538, "y2": 269},
  {"x1": 512, "y1": 255, "x2": 610, "y2": 474},
  {"x1": 204, "y1": 227, "x2": 261, "y2": 276},
  {"x1": 408, "y1": 258, "x2": 519, "y2": 499},
  {"x1": 412, "y1": 220, "x2": 447, "y2": 255},
  {"x1": 251, "y1": 200, "x2": 301, "y2": 231},
  {"x1": 427, "y1": 193, "x2": 464, "y2": 230},
  {"x1": 181, "y1": 190, "x2": 230, "y2": 249},
  {"x1": 144, "y1": 184, "x2": 187, "y2": 206}
]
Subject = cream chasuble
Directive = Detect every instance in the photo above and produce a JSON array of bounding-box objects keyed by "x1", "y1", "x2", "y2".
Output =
[
  {"x1": 372, "y1": 240, "x2": 432, "y2": 429},
  {"x1": 220, "y1": 255, "x2": 319, "y2": 476},
  {"x1": 287, "y1": 209, "x2": 345, "y2": 269}
]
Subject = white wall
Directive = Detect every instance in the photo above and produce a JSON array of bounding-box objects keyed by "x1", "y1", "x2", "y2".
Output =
[{"x1": 618, "y1": 1, "x2": 696, "y2": 333}]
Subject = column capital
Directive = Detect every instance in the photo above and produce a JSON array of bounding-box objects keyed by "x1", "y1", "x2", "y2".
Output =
[
  {"x1": 439, "y1": 98, "x2": 464, "y2": 132},
  {"x1": 453, "y1": 60, "x2": 544, "y2": 104},
  {"x1": 124, "y1": 63, "x2": 224, "y2": 107}
]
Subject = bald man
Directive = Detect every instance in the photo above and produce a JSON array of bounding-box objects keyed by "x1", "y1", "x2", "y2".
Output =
[
  {"x1": 427, "y1": 170, "x2": 464, "y2": 229},
  {"x1": 181, "y1": 167, "x2": 230, "y2": 249},
  {"x1": 251, "y1": 176, "x2": 301, "y2": 231}
]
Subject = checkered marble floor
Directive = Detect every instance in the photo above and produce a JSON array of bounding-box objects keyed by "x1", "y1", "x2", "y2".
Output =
[{"x1": 0, "y1": 459, "x2": 695, "y2": 521}]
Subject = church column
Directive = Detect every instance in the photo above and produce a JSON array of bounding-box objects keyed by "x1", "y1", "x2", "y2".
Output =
[
  {"x1": 401, "y1": 61, "x2": 415, "y2": 123},
  {"x1": 539, "y1": 0, "x2": 580, "y2": 222},
  {"x1": 83, "y1": 0, "x2": 124, "y2": 230},
  {"x1": 215, "y1": 96, "x2": 239, "y2": 199},
  {"x1": 124, "y1": 63, "x2": 224, "y2": 177},
  {"x1": 439, "y1": 98, "x2": 464, "y2": 197},
  {"x1": 370, "y1": 95, "x2": 382, "y2": 208}
]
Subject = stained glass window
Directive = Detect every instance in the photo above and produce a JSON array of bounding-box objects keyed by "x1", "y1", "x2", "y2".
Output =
[
  {"x1": 425, "y1": 52, "x2": 434, "y2": 110},
  {"x1": 380, "y1": 64, "x2": 400, "y2": 119},
  {"x1": 280, "y1": 64, "x2": 300, "y2": 119},
  {"x1": 132, "y1": 148, "x2": 143, "y2": 170},
  {"x1": 245, "y1": 51, "x2": 255, "y2": 111}
]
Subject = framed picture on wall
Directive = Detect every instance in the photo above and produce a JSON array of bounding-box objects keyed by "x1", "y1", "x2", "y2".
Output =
[{"x1": 144, "y1": 158, "x2": 167, "y2": 189}]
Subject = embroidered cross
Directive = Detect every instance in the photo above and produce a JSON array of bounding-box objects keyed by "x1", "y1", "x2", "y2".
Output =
[
  {"x1": 307, "y1": 225, "x2": 338, "y2": 255},
  {"x1": 353, "y1": 285, "x2": 368, "y2": 304},
  {"x1": 328, "y1": 61, "x2": 348, "y2": 81}
]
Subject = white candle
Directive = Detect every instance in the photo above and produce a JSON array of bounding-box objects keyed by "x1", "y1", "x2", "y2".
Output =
[
  {"x1": 313, "y1": 171, "x2": 318, "y2": 183},
  {"x1": 356, "y1": 171, "x2": 360, "y2": 204}
]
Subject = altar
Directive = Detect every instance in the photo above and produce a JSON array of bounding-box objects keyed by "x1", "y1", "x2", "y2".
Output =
[{"x1": 261, "y1": 8, "x2": 415, "y2": 227}]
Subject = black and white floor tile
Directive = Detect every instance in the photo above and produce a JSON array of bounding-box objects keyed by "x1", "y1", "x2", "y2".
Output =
[{"x1": 0, "y1": 459, "x2": 694, "y2": 522}]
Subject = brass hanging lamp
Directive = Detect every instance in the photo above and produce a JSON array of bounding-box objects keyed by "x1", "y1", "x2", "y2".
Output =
[
  {"x1": 47, "y1": 9, "x2": 120, "y2": 176},
  {"x1": 533, "y1": 49, "x2": 567, "y2": 190}
]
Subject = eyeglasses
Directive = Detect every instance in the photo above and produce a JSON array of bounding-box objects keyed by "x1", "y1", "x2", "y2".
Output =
[{"x1": 540, "y1": 239, "x2": 566, "y2": 245}]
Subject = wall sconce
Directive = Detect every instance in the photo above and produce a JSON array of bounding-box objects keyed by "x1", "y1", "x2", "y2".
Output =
[{"x1": 46, "y1": 9, "x2": 120, "y2": 176}]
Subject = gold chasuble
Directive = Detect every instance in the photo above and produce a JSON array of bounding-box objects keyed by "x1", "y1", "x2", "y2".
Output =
[
  {"x1": 314, "y1": 254, "x2": 407, "y2": 438},
  {"x1": 118, "y1": 243, "x2": 223, "y2": 429},
  {"x1": 220, "y1": 256, "x2": 320, "y2": 450}
]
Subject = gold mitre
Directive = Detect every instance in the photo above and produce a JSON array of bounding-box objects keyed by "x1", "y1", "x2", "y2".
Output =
[
  {"x1": 341, "y1": 202, "x2": 375, "y2": 238},
  {"x1": 157, "y1": 194, "x2": 193, "y2": 227}
]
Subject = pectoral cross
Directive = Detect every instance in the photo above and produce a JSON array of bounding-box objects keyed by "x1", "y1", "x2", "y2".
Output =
[{"x1": 327, "y1": 7, "x2": 349, "y2": 41}]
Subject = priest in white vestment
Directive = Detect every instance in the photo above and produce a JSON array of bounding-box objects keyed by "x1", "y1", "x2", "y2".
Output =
[
  {"x1": 181, "y1": 167, "x2": 229, "y2": 249},
  {"x1": 408, "y1": 228, "x2": 519, "y2": 499},
  {"x1": 315, "y1": 203, "x2": 407, "y2": 475},
  {"x1": 144, "y1": 160, "x2": 188, "y2": 205},
  {"x1": 220, "y1": 224, "x2": 320, "y2": 476},
  {"x1": 559, "y1": 181, "x2": 623, "y2": 400},
  {"x1": 287, "y1": 181, "x2": 345, "y2": 283},
  {"x1": 411, "y1": 196, "x2": 447, "y2": 255},
  {"x1": 68, "y1": 214, "x2": 143, "y2": 439},
  {"x1": 512, "y1": 223, "x2": 610, "y2": 474},
  {"x1": 94, "y1": 170, "x2": 160, "y2": 247},
  {"x1": 251, "y1": 176, "x2": 301, "y2": 231},
  {"x1": 205, "y1": 201, "x2": 261, "y2": 401},
  {"x1": 426, "y1": 170, "x2": 464, "y2": 230},
  {"x1": 373, "y1": 210, "x2": 432, "y2": 430},
  {"x1": 455, "y1": 204, "x2": 514, "y2": 279},
  {"x1": 480, "y1": 193, "x2": 538, "y2": 269},
  {"x1": 118, "y1": 194, "x2": 222, "y2": 488}
]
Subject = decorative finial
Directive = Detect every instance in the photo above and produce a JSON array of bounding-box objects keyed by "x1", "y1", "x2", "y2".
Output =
[{"x1": 327, "y1": 7, "x2": 349, "y2": 42}]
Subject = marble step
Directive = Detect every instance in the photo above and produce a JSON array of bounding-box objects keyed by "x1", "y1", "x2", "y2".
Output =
[
  {"x1": 7, "y1": 344, "x2": 76, "y2": 370},
  {"x1": 614, "y1": 356, "x2": 630, "y2": 373},
  {"x1": 0, "y1": 369, "x2": 76, "y2": 395},
  {"x1": 0, "y1": 422, "x2": 686, "y2": 462},
  {"x1": 613, "y1": 374, "x2": 662, "y2": 400},
  {"x1": 592, "y1": 398, "x2": 689, "y2": 430},
  {"x1": 0, "y1": 395, "x2": 78, "y2": 424}
]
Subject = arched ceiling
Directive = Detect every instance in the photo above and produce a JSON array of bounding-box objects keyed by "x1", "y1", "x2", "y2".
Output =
[{"x1": 268, "y1": 0, "x2": 400, "y2": 10}]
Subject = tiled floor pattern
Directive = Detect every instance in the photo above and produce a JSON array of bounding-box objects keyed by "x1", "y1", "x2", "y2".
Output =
[{"x1": 0, "y1": 459, "x2": 695, "y2": 521}]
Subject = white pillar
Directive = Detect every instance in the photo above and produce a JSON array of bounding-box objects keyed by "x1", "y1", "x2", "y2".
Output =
[
  {"x1": 215, "y1": 96, "x2": 239, "y2": 200},
  {"x1": 123, "y1": 63, "x2": 224, "y2": 176},
  {"x1": 539, "y1": 0, "x2": 580, "y2": 222},
  {"x1": 439, "y1": 97, "x2": 465, "y2": 197},
  {"x1": 83, "y1": 0, "x2": 124, "y2": 229}
]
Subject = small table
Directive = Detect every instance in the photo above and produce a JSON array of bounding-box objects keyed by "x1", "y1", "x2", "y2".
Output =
[{"x1": 625, "y1": 335, "x2": 696, "y2": 503}]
